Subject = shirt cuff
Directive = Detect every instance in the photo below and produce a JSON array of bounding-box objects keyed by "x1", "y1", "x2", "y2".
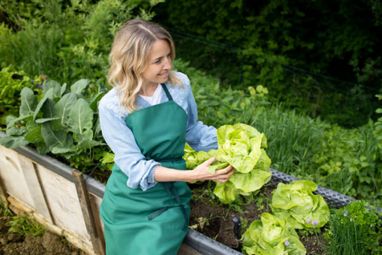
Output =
[{"x1": 139, "y1": 161, "x2": 160, "y2": 191}]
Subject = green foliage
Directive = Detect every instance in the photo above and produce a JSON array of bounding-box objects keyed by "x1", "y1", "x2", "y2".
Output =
[
  {"x1": 326, "y1": 201, "x2": 382, "y2": 255},
  {"x1": 0, "y1": 67, "x2": 42, "y2": 127},
  {"x1": 100, "y1": 151, "x2": 115, "y2": 171},
  {"x1": 251, "y1": 108, "x2": 381, "y2": 206},
  {"x1": 0, "y1": 78, "x2": 109, "y2": 171},
  {"x1": 0, "y1": 0, "x2": 161, "y2": 84},
  {"x1": 174, "y1": 60, "x2": 271, "y2": 128},
  {"x1": 155, "y1": 0, "x2": 382, "y2": 127},
  {"x1": 374, "y1": 94, "x2": 382, "y2": 157},
  {"x1": 8, "y1": 215, "x2": 45, "y2": 237},
  {"x1": 178, "y1": 60, "x2": 382, "y2": 206},
  {"x1": 248, "y1": 105, "x2": 326, "y2": 177},
  {"x1": 0, "y1": 202, "x2": 45, "y2": 237},
  {"x1": 312, "y1": 122, "x2": 382, "y2": 202},
  {"x1": 0, "y1": 202, "x2": 12, "y2": 217}
]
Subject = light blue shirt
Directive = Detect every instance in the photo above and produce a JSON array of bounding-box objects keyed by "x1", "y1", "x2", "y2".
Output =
[{"x1": 98, "y1": 72, "x2": 217, "y2": 191}]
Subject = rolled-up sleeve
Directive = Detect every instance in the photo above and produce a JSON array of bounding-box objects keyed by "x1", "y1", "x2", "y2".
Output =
[
  {"x1": 182, "y1": 76, "x2": 218, "y2": 151},
  {"x1": 98, "y1": 104, "x2": 159, "y2": 191}
]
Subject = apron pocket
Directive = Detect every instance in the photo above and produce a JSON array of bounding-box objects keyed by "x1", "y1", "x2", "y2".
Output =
[{"x1": 147, "y1": 207, "x2": 170, "y2": 221}]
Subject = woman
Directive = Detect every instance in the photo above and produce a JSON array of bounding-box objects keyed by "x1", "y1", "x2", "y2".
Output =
[{"x1": 99, "y1": 18, "x2": 234, "y2": 255}]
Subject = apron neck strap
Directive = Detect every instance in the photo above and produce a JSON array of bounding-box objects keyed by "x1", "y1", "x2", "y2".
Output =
[{"x1": 161, "y1": 83, "x2": 173, "y2": 101}]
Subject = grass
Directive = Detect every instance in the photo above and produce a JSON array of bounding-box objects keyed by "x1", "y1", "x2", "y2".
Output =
[
  {"x1": 248, "y1": 104, "x2": 326, "y2": 177},
  {"x1": 0, "y1": 201, "x2": 12, "y2": 217},
  {"x1": 7, "y1": 214, "x2": 45, "y2": 237},
  {"x1": 0, "y1": 201, "x2": 45, "y2": 237}
]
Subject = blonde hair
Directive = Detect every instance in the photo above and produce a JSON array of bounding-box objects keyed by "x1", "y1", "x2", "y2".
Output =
[{"x1": 108, "y1": 19, "x2": 180, "y2": 112}]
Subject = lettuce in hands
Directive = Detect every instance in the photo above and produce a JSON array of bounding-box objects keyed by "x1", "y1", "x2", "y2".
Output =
[{"x1": 183, "y1": 123, "x2": 272, "y2": 204}]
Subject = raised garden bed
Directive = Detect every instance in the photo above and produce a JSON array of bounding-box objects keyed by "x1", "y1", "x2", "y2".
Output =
[{"x1": 0, "y1": 143, "x2": 357, "y2": 254}]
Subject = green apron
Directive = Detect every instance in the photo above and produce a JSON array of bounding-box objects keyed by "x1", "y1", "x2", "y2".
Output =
[{"x1": 100, "y1": 84, "x2": 192, "y2": 255}]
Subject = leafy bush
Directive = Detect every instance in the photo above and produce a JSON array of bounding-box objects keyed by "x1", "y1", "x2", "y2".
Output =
[
  {"x1": 374, "y1": 94, "x2": 382, "y2": 157},
  {"x1": 0, "y1": 78, "x2": 109, "y2": 171},
  {"x1": 326, "y1": 201, "x2": 382, "y2": 255},
  {"x1": 0, "y1": 0, "x2": 160, "y2": 84},
  {"x1": 174, "y1": 60, "x2": 270, "y2": 128},
  {"x1": 155, "y1": 0, "x2": 382, "y2": 127},
  {"x1": 312, "y1": 123, "x2": 381, "y2": 200},
  {"x1": 0, "y1": 67, "x2": 42, "y2": 127}
]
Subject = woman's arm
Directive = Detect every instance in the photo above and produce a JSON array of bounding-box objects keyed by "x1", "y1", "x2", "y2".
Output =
[{"x1": 153, "y1": 157, "x2": 234, "y2": 183}]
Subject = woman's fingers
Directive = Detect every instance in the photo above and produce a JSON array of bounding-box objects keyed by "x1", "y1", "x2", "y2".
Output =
[
  {"x1": 215, "y1": 176, "x2": 230, "y2": 183},
  {"x1": 203, "y1": 157, "x2": 216, "y2": 166},
  {"x1": 216, "y1": 165, "x2": 233, "y2": 175},
  {"x1": 194, "y1": 160, "x2": 234, "y2": 182},
  {"x1": 212, "y1": 165, "x2": 234, "y2": 182}
]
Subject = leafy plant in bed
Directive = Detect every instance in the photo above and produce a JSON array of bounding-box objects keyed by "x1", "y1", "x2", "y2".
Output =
[{"x1": 0, "y1": 78, "x2": 113, "y2": 177}]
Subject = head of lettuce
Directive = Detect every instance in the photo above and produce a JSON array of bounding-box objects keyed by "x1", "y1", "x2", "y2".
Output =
[{"x1": 184, "y1": 123, "x2": 272, "y2": 204}]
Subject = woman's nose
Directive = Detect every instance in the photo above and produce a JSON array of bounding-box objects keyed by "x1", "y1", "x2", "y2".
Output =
[{"x1": 163, "y1": 56, "x2": 172, "y2": 70}]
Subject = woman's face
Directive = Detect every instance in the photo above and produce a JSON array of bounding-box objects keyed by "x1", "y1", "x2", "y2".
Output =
[{"x1": 142, "y1": 39, "x2": 172, "y2": 88}]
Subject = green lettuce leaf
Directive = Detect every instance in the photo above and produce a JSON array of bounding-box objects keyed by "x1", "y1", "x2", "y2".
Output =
[
  {"x1": 242, "y1": 213, "x2": 306, "y2": 255},
  {"x1": 213, "y1": 182, "x2": 238, "y2": 204},
  {"x1": 271, "y1": 180, "x2": 330, "y2": 229}
]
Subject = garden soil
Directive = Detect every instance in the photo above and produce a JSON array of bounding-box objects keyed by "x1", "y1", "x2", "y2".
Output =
[{"x1": 0, "y1": 216, "x2": 86, "y2": 255}]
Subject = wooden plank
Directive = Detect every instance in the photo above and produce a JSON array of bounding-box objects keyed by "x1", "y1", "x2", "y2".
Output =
[
  {"x1": 36, "y1": 164, "x2": 89, "y2": 239},
  {"x1": 17, "y1": 154, "x2": 53, "y2": 222},
  {"x1": 73, "y1": 170, "x2": 105, "y2": 255},
  {"x1": 0, "y1": 147, "x2": 33, "y2": 207}
]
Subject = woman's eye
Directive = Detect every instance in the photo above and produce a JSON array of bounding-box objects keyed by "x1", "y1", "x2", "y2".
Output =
[{"x1": 154, "y1": 59, "x2": 162, "y2": 64}]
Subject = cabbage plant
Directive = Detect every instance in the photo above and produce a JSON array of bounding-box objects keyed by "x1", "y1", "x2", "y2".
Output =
[
  {"x1": 271, "y1": 180, "x2": 330, "y2": 229},
  {"x1": 242, "y1": 213, "x2": 306, "y2": 255},
  {"x1": 184, "y1": 123, "x2": 272, "y2": 203}
]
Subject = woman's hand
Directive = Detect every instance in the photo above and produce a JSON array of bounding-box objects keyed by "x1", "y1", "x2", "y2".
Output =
[{"x1": 191, "y1": 157, "x2": 234, "y2": 183}]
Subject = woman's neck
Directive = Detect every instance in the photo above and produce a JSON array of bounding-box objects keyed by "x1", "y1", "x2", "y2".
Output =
[{"x1": 140, "y1": 83, "x2": 159, "y2": 97}]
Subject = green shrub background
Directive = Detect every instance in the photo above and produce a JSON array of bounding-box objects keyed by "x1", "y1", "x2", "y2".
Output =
[{"x1": 0, "y1": 0, "x2": 381, "y2": 207}]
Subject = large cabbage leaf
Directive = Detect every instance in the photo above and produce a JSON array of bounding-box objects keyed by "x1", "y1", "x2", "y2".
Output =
[{"x1": 271, "y1": 180, "x2": 330, "y2": 229}]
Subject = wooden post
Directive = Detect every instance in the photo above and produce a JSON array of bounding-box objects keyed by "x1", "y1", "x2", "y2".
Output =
[
  {"x1": 0, "y1": 173, "x2": 8, "y2": 206},
  {"x1": 72, "y1": 170, "x2": 105, "y2": 255},
  {"x1": 89, "y1": 193, "x2": 105, "y2": 253}
]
